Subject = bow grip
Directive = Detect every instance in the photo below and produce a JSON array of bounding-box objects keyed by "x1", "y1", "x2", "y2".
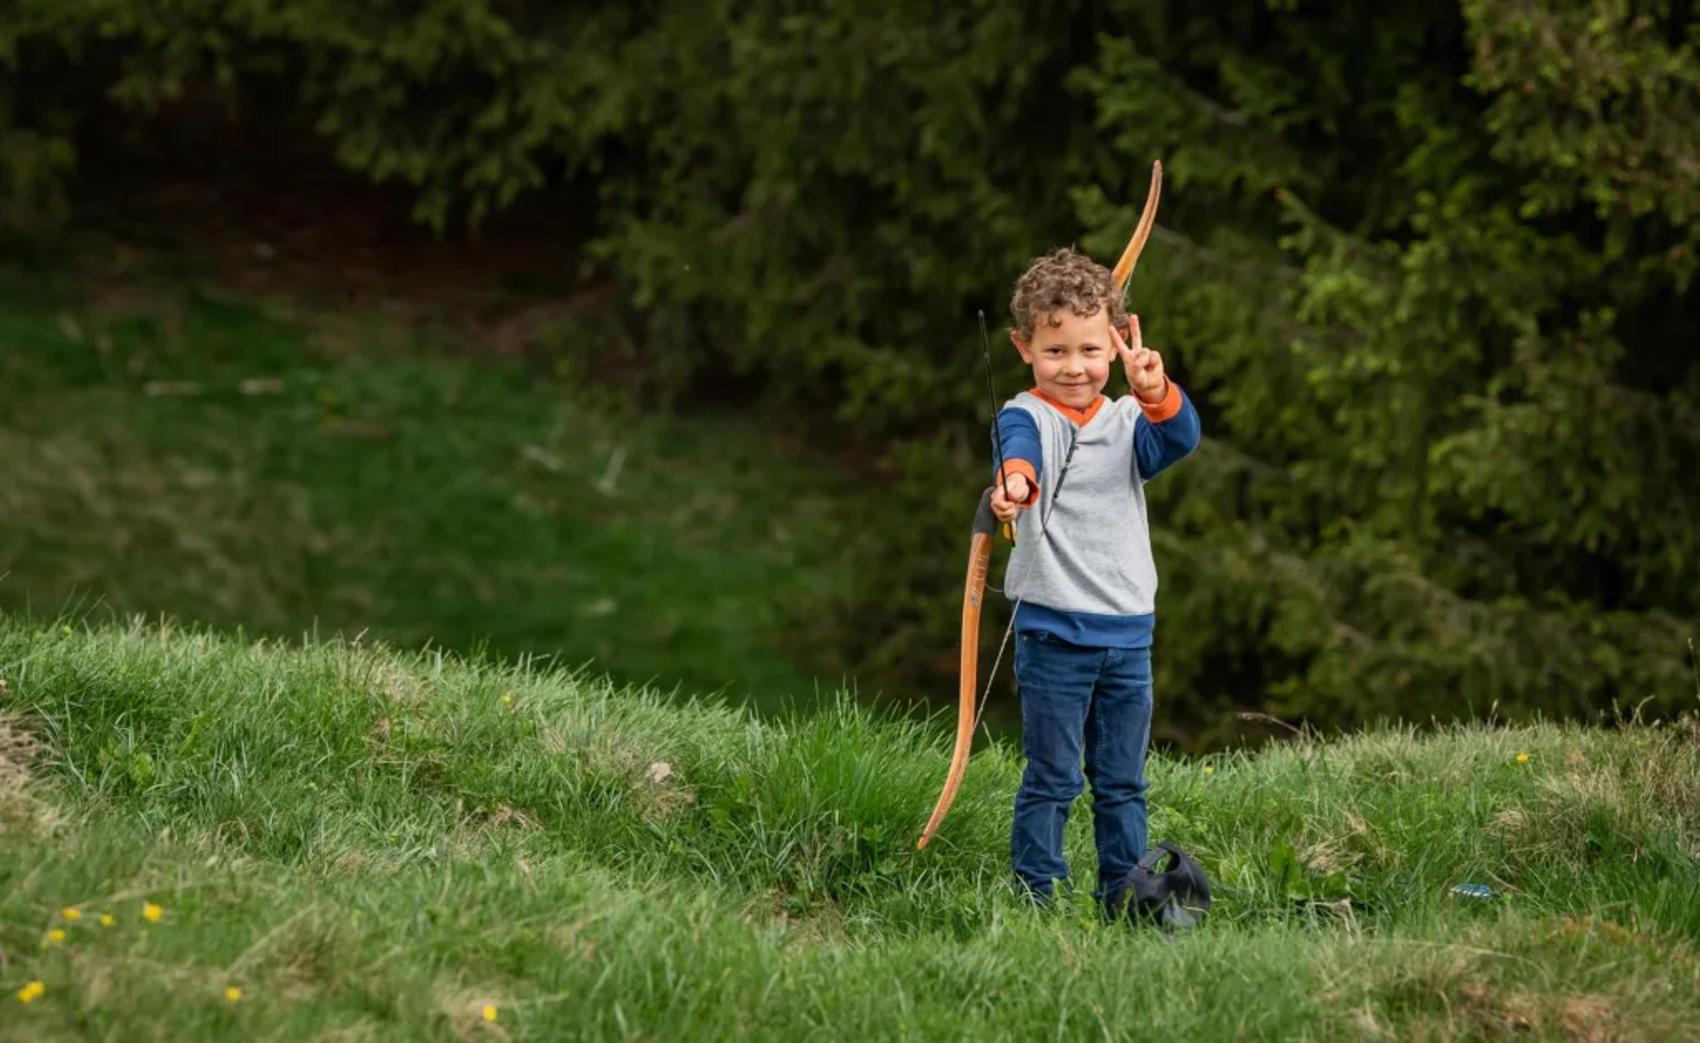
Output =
[{"x1": 974, "y1": 487, "x2": 1001, "y2": 540}]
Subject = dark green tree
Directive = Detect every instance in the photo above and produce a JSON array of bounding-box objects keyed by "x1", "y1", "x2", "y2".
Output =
[{"x1": 3, "y1": 0, "x2": 1694, "y2": 745}]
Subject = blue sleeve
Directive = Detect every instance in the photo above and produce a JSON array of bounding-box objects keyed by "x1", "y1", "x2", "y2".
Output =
[
  {"x1": 1134, "y1": 387, "x2": 1201, "y2": 481},
  {"x1": 994, "y1": 407, "x2": 1042, "y2": 484}
]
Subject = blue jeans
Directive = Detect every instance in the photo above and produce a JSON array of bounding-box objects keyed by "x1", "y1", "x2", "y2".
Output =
[{"x1": 1010, "y1": 631, "x2": 1154, "y2": 909}]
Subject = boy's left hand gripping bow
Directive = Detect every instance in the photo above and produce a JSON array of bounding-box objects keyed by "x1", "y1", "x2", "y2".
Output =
[{"x1": 915, "y1": 161, "x2": 1163, "y2": 850}]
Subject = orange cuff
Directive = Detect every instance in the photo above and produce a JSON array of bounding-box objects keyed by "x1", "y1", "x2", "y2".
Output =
[
  {"x1": 1137, "y1": 378, "x2": 1183, "y2": 422},
  {"x1": 999, "y1": 459, "x2": 1040, "y2": 507}
]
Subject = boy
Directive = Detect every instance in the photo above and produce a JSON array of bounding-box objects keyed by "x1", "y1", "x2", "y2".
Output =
[{"x1": 989, "y1": 246, "x2": 1201, "y2": 917}]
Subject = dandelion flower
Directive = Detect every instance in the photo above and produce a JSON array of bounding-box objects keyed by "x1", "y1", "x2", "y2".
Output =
[
  {"x1": 1203, "y1": 764, "x2": 1215, "y2": 775},
  {"x1": 225, "y1": 986, "x2": 242, "y2": 1003},
  {"x1": 60, "y1": 907, "x2": 82, "y2": 921},
  {"x1": 99, "y1": 914, "x2": 115, "y2": 928},
  {"x1": 16, "y1": 981, "x2": 44, "y2": 1004},
  {"x1": 482, "y1": 1003, "x2": 498, "y2": 1022},
  {"x1": 47, "y1": 929, "x2": 65, "y2": 944},
  {"x1": 1514, "y1": 752, "x2": 1530, "y2": 765},
  {"x1": 142, "y1": 902, "x2": 163, "y2": 923}
]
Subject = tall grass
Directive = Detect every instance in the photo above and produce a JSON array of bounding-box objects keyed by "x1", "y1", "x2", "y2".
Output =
[{"x1": 2, "y1": 616, "x2": 1697, "y2": 1039}]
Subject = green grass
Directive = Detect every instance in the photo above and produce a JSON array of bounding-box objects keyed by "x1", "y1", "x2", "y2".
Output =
[
  {"x1": 0, "y1": 263, "x2": 860, "y2": 711},
  {"x1": 3, "y1": 617, "x2": 1698, "y2": 1039}
]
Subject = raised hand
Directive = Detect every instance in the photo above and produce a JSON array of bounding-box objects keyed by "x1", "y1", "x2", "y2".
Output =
[{"x1": 1110, "y1": 314, "x2": 1168, "y2": 403}]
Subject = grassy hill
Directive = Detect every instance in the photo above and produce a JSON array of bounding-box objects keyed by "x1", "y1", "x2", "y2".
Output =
[
  {"x1": 0, "y1": 259, "x2": 864, "y2": 712},
  {"x1": 2, "y1": 618, "x2": 1698, "y2": 1040}
]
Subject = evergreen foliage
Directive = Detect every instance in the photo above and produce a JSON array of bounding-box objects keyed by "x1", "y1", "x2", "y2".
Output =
[{"x1": 3, "y1": 1, "x2": 1695, "y2": 739}]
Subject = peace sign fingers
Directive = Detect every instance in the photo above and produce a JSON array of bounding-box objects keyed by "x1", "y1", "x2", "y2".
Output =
[
  {"x1": 1113, "y1": 314, "x2": 1167, "y2": 400},
  {"x1": 1109, "y1": 315, "x2": 1145, "y2": 384},
  {"x1": 1108, "y1": 316, "x2": 1134, "y2": 365}
]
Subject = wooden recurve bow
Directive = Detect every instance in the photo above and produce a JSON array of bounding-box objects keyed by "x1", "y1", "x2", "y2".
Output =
[{"x1": 916, "y1": 488, "x2": 1000, "y2": 849}]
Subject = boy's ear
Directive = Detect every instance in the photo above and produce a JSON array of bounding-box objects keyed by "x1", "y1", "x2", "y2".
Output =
[{"x1": 1009, "y1": 329, "x2": 1034, "y2": 364}]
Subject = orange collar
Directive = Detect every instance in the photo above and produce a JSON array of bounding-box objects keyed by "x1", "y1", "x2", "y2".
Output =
[{"x1": 1029, "y1": 386, "x2": 1106, "y2": 426}]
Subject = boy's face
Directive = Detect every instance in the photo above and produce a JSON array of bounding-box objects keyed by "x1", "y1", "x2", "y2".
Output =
[{"x1": 1011, "y1": 308, "x2": 1115, "y2": 410}]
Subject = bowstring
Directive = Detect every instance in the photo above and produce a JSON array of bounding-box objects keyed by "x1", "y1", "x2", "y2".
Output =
[{"x1": 974, "y1": 607, "x2": 1019, "y2": 747}]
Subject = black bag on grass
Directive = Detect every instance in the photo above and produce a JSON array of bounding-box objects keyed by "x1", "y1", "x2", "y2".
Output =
[{"x1": 1111, "y1": 841, "x2": 1210, "y2": 930}]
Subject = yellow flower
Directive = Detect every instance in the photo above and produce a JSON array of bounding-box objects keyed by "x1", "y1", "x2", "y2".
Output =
[
  {"x1": 47, "y1": 929, "x2": 65, "y2": 944},
  {"x1": 482, "y1": 1004, "x2": 498, "y2": 1022},
  {"x1": 142, "y1": 902, "x2": 163, "y2": 923},
  {"x1": 99, "y1": 914, "x2": 115, "y2": 928},
  {"x1": 500, "y1": 693, "x2": 513, "y2": 706},
  {"x1": 60, "y1": 907, "x2": 82, "y2": 921},
  {"x1": 225, "y1": 986, "x2": 242, "y2": 1003},
  {"x1": 16, "y1": 981, "x2": 45, "y2": 1004},
  {"x1": 1514, "y1": 752, "x2": 1530, "y2": 765},
  {"x1": 1203, "y1": 764, "x2": 1215, "y2": 775}
]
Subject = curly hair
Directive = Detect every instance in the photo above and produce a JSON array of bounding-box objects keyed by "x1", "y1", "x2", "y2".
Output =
[{"x1": 1008, "y1": 247, "x2": 1126, "y2": 340}]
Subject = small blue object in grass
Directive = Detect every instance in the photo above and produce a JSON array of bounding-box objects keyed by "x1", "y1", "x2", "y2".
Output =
[{"x1": 1449, "y1": 882, "x2": 1494, "y2": 900}]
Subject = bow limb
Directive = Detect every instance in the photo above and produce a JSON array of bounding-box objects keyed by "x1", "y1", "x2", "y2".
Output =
[
  {"x1": 917, "y1": 488, "x2": 1000, "y2": 850},
  {"x1": 1111, "y1": 160, "x2": 1163, "y2": 297}
]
